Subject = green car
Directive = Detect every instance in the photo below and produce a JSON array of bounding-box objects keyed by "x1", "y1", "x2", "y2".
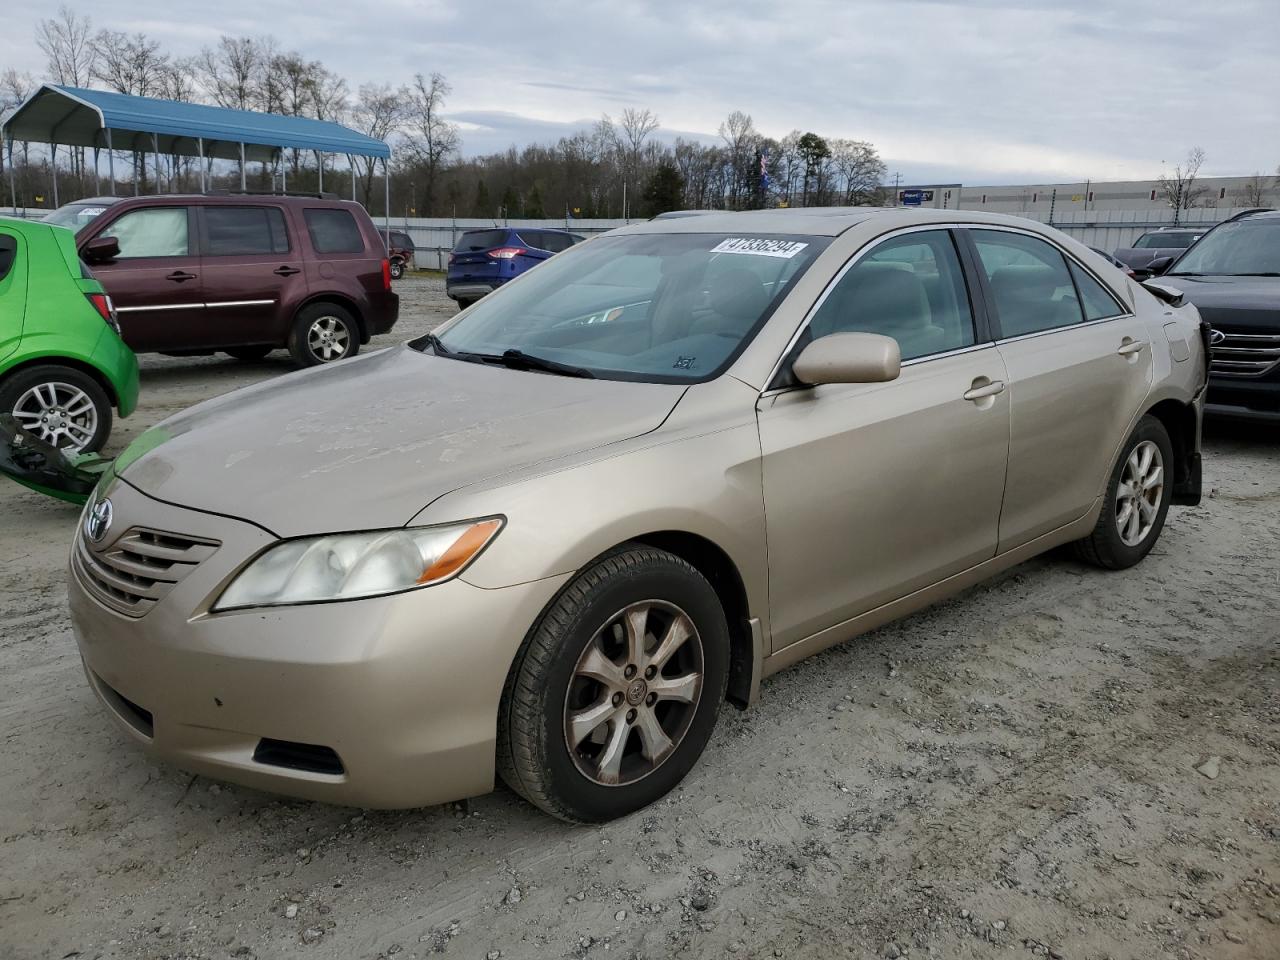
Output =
[{"x1": 0, "y1": 217, "x2": 138, "y2": 454}]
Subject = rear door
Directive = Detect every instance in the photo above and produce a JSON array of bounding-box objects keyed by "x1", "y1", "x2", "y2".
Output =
[
  {"x1": 965, "y1": 228, "x2": 1154, "y2": 552},
  {"x1": 83, "y1": 205, "x2": 203, "y2": 352},
  {"x1": 450, "y1": 229, "x2": 513, "y2": 284},
  {"x1": 0, "y1": 229, "x2": 26, "y2": 362},
  {"x1": 196, "y1": 204, "x2": 301, "y2": 348}
]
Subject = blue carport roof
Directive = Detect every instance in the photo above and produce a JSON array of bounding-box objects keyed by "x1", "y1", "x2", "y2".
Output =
[{"x1": 2, "y1": 85, "x2": 390, "y2": 161}]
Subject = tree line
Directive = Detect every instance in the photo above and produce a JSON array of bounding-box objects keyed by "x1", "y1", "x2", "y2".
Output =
[{"x1": 2, "y1": 6, "x2": 890, "y2": 219}]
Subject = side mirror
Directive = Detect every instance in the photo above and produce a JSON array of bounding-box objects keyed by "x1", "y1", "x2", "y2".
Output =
[
  {"x1": 1144, "y1": 255, "x2": 1173, "y2": 277},
  {"x1": 792, "y1": 332, "x2": 901, "y2": 386},
  {"x1": 84, "y1": 236, "x2": 120, "y2": 263}
]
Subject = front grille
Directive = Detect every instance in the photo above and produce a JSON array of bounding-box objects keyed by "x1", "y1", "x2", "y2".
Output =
[
  {"x1": 74, "y1": 526, "x2": 219, "y2": 617},
  {"x1": 1210, "y1": 330, "x2": 1280, "y2": 378}
]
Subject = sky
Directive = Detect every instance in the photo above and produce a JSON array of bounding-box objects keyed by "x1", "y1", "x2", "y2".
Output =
[{"x1": 3, "y1": 0, "x2": 1278, "y2": 186}]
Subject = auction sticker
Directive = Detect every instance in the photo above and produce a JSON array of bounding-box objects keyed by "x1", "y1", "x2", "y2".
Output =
[{"x1": 710, "y1": 237, "x2": 808, "y2": 259}]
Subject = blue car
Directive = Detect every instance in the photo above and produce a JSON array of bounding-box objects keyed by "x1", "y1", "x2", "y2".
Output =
[{"x1": 446, "y1": 227, "x2": 583, "y2": 306}]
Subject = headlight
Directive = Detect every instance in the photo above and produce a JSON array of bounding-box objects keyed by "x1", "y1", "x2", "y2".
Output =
[{"x1": 213, "y1": 518, "x2": 503, "y2": 611}]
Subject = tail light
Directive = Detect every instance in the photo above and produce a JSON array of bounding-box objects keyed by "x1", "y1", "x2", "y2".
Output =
[
  {"x1": 86, "y1": 292, "x2": 120, "y2": 334},
  {"x1": 486, "y1": 247, "x2": 526, "y2": 260},
  {"x1": 381, "y1": 258, "x2": 392, "y2": 291},
  {"x1": 448, "y1": 253, "x2": 456, "y2": 266}
]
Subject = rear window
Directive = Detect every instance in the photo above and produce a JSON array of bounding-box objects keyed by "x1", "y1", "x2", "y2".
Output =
[
  {"x1": 0, "y1": 235, "x2": 16, "y2": 282},
  {"x1": 1134, "y1": 231, "x2": 1202, "y2": 249},
  {"x1": 304, "y1": 209, "x2": 366, "y2": 254},
  {"x1": 454, "y1": 230, "x2": 510, "y2": 253},
  {"x1": 204, "y1": 206, "x2": 290, "y2": 256},
  {"x1": 389, "y1": 231, "x2": 413, "y2": 248}
]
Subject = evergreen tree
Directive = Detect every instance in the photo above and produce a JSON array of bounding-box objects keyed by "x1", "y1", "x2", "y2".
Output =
[
  {"x1": 474, "y1": 179, "x2": 490, "y2": 217},
  {"x1": 500, "y1": 185, "x2": 519, "y2": 220},
  {"x1": 642, "y1": 161, "x2": 684, "y2": 216},
  {"x1": 524, "y1": 183, "x2": 546, "y2": 219}
]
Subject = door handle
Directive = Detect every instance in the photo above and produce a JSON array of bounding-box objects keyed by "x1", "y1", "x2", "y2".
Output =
[
  {"x1": 1117, "y1": 339, "x2": 1146, "y2": 356},
  {"x1": 273, "y1": 265, "x2": 301, "y2": 276},
  {"x1": 963, "y1": 379, "x2": 1006, "y2": 401},
  {"x1": 166, "y1": 271, "x2": 197, "y2": 282}
]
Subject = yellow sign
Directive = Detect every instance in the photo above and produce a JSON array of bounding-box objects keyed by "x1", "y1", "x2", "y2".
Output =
[{"x1": 1071, "y1": 194, "x2": 1083, "y2": 202}]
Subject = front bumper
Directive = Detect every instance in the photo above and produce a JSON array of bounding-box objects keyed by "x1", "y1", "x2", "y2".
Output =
[
  {"x1": 1206, "y1": 376, "x2": 1280, "y2": 423},
  {"x1": 68, "y1": 479, "x2": 568, "y2": 808}
]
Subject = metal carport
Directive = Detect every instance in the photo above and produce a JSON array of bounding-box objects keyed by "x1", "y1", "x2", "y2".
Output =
[{"x1": 3, "y1": 85, "x2": 392, "y2": 229}]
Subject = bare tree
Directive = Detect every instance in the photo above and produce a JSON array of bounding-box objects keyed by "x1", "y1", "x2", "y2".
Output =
[
  {"x1": 197, "y1": 36, "x2": 262, "y2": 111},
  {"x1": 830, "y1": 138, "x2": 887, "y2": 206},
  {"x1": 352, "y1": 83, "x2": 405, "y2": 207},
  {"x1": 1158, "y1": 147, "x2": 1207, "y2": 223},
  {"x1": 2, "y1": 70, "x2": 38, "y2": 206},
  {"x1": 1235, "y1": 173, "x2": 1270, "y2": 208},
  {"x1": 36, "y1": 6, "x2": 97, "y2": 88},
  {"x1": 718, "y1": 110, "x2": 758, "y2": 208},
  {"x1": 402, "y1": 72, "x2": 459, "y2": 216},
  {"x1": 619, "y1": 107, "x2": 659, "y2": 200},
  {"x1": 94, "y1": 31, "x2": 169, "y2": 97}
]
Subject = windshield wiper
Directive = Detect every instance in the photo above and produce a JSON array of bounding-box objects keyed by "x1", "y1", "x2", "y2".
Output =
[
  {"x1": 495, "y1": 349, "x2": 595, "y2": 378},
  {"x1": 1223, "y1": 272, "x2": 1280, "y2": 277}
]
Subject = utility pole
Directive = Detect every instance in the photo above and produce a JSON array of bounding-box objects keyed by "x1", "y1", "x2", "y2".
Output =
[
  {"x1": 1049, "y1": 188, "x2": 1057, "y2": 226},
  {"x1": 893, "y1": 172, "x2": 901, "y2": 205}
]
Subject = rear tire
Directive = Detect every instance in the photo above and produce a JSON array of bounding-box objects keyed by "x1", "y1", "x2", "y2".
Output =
[
  {"x1": 288, "y1": 303, "x2": 359, "y2": 367},
  {"x1": 453, "y1": 297, "x2": 475, "y2": 311},
  {"x1": 497, "y1": 546, "x2": 730, "y2": 823},
  {"x1": 389, "y1": 259, "x2": 405, "y2": 280},
  {"x1": 0, "y1": 364, "x2": 112, "y2": 455},
  {"x1": 1073, "y1": 415, "x2": 1173, "y2": 570},
  {"x1": 224, "y1": 346, "x2": 273, "y2": 362}
]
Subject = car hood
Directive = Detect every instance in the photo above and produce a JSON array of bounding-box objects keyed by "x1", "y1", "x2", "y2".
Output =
[
  {"x1": 1113, "y1": 247, "x2": 1184, "y2": 269},
  {"x1": 1154, "y1": 275, "x2": 1280, "y2": 332},
  {"x1": 117, "y1": 345, "x2": 686, "y2": 537}
]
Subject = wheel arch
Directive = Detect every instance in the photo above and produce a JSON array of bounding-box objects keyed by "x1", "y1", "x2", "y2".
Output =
[
  {"x1": 1143, "y1": 397, "x2": 1201, "y2": 505},
  {"x1": 295, "y1": 293, "x2": 368, "y2": 343},
  {"x1": 0, "y1": 354, "x2": 120, "y2": 409}
]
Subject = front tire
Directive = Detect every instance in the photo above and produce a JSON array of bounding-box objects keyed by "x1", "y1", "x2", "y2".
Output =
[
  {"x1": 497, "y1": 546, "x2": 730, "y2": 823},
  {"x1": 1073, "y1": 415, "x2": 1173, "y2": 569},
  {"x1": 288, "y1": 303, "x2": 359, "y2": 367},
  {"x1": 0, "y1": 364, "x2": 112, "y2": 454}
]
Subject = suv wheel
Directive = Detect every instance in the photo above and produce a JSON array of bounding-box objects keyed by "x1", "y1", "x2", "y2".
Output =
[
  {"x1": 1, "y1": 364, "x2": 112, "y2": 454},
  {"x1": 389, "y1": 259, "x2": 405, "y2": 280},
  {"x1": 289, "y1": 304, "x2": 359, "y2": 367},
  {"x1": 497, "y1": 546, "x2": 730, "y2": 823},
  {"x1": 1073, "y1": 415, "x2": 1174, "y2": 569}
]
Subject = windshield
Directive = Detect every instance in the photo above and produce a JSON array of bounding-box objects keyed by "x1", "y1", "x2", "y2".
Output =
[
  {"x1": 1168, "y1": 221, "x2": 1280, "y2": 276},
  {"x1": 44, "y1": 202, "x2": 113, "y2": 231},
  {"x1": 1134, "y1": 231, "x2": 1201, "y2": 249},
  {"x1": 430, "y1": 232, "x2": 830, "y2": 382}
]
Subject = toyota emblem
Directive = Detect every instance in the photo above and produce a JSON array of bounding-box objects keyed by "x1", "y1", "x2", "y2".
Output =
[
  {"x1": 1209, "y1": 328, "x2": 1226, "y2": 346},
  {"x1": 85, "y1": 498, "x2": 113, "y2": 544}
]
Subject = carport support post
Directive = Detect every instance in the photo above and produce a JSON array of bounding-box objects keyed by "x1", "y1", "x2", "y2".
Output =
[
  {"x1": 50, "y1": 143, "x2": 59, "y2": 208},
  {"x1": 317, "y1": 151, "x2": 324, "y2": 193},
  {"x1": 197, "y1": 138, "x2": 206, "y2": 194},
  {"x1": 105, "y1": 129, "x2": 115, "y2": 196},
  {"x1": 92, "y1": 147, "x2": 100, "y2": 195},
  {"x1": 383, "y1": 157, "x2": 390, "y2": 252},
  {"x1": 349, "y1": 155, "x2": 356, "y2": 202},
  {"x1": 281, "y1": 159, "x2": 286, "y2": 193},
  {"x1": 239, "y1": 142, "x2": 246, "y2": 191},
  {"x1": 153, "y1": 134, "x2": 161, "y2": 194},
  {"x1": 7, "y1": 137, "x2": 16, "y2": 215}
]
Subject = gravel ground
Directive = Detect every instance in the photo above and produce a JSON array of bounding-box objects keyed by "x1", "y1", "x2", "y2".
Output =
[{"x1": 1, "y1": 273, "x2": 1277, "y2": 960}]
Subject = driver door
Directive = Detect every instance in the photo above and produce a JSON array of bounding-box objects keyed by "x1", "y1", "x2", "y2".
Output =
[{"x1": 757, "y1": 228, "x2": 1010, "y2": 651}]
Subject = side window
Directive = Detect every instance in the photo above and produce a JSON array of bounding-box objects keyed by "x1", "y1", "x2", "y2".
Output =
[
  {"x1": 808, "y1": 230, "x2": 975, "y2": 361},
  {"x1": 516, "y1": 230, "x2": 545, "y2": 250},
  {"x1": 304, "y1": 209, "x2": 365, "y2": 254},
  {"x1": 1068, "y1": 261, "x2": 1126, "y2": 321},
  {"x1": 541, "y1": 232, "x2": 573, "y2": 253},
  {"x1": 104, "y1": 207, "x2": 190, "y2": 259},
  {"x1": 971, "y1": 230, "x2": 1084, "y2": 337},
  {"x1": 203, "y1": 206, "x2": 290, "y2": 256},
  {"x1": 0, "y1": 234, "x2": 16, "y2": 283}
]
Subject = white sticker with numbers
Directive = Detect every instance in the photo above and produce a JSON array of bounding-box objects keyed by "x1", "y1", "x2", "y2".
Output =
[{"x1": 710, "y1": 237, "x2": 809, "y2": 259}]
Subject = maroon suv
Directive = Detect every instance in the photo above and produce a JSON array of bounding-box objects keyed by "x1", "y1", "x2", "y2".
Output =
[{"x1": 53, "y1": 194, "x2": 399, "y2": 366}]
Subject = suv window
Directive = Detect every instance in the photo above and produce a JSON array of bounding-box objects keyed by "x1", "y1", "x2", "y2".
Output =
[
  {"x1": 971, "y1": 230, "x2": 1083, "y2": 338},
  {"x1": 809, "y1": 230, "x2": 975, "y2": 361},
  {"x1": 204, "y1": 206, "x2": 290, "y2": 256},
  {"x1": 304, "y1": 208, "x2": 365, "y2": 254},
  {"x1": 0, "y1": 234, "x2": 16, "y2": 282},
  {"x1": 388, "y1": 231, "x2": 413, "y2": 249},
  {"x1": 454, "y1": 230, "x2": 510, "y2": 252},
  {"x1": 106, "y1": 207, "x2": 190, "y2": 258},
  {"x1": 539, "y1": 232, "x2": 575, "y2": 253},
  {"x1": 1068, "y1": 261, "x2": 1126, "y2": 321}
]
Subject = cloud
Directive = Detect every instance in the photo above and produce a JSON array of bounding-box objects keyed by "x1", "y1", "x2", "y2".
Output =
[{"x1": 4, "y1": 0, "x2": 1278, "y2": 184}]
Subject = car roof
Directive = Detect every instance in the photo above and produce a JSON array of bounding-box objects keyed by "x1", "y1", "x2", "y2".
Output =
[{"x1": 616, "y1": 206, "x2": 1072, "y2": 238}]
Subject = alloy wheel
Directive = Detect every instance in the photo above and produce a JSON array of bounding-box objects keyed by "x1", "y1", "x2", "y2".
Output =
[
  {"x1": 11, "y1": 381, "x2": 99, "y2": 452},
  {"x1": 563, "y1": 600, "x2": 704, "y2": 786},
  {"x1": 307, "y1": 315, "x2": 351, "y2": 362},
  {"x1": 1115, "y1": 439, "x2": 1164, "y2": 547}
]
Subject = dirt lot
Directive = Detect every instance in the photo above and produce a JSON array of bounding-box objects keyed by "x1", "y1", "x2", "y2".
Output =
[{"x1": 1, "y1": 274, "x2": 1277, "y2": 960}]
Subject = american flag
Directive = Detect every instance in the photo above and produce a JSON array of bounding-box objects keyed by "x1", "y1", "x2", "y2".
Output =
[{"x1": 760, "y1": 148, "x2": 770, "y2": 191}]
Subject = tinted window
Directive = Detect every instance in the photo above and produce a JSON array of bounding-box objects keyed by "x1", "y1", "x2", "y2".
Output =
[
  {"x1": 539, "y1": 232, "x2": 575, "y2": 253},
  {"x1": 515, "y1": 230, "x2": 545, "y2": 250},
  {"x1": 971, "y1": 230, "x2": 1083, "y2": 337},
  {"x1": 1068, "y1": 261, "x2": 1125, "y2": 321},
  {"x1": 304, "y1": 209, "x2": 365, "y2": 254},
  {"x1": 1134, "y1": 231, "x2": 1202, "y2": 249},
  {"x1": 389, "y1": 232, "x2": 413, "y2": 248},
  {"x1": 105, "y1": 207, "x2": 190, "y2": 258},
  {"x1": 454, "y1": 230, "x2": 510, "y2": 252},
  {"x1": 435, "y1": 232, "x2": 829, "y2": 383},
  {"x1": 1169, "y1": 220, "x2": 1280, "y2": 276},
  {"x1": 809, "y1": 230, "x2": 975, "y2": 361},
  {"x1": 0, "y1": 235, "x2": 16, "y2": 282},
  {"x1": 204, "y1": 206, "x2": 290, "y2": 256}
]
